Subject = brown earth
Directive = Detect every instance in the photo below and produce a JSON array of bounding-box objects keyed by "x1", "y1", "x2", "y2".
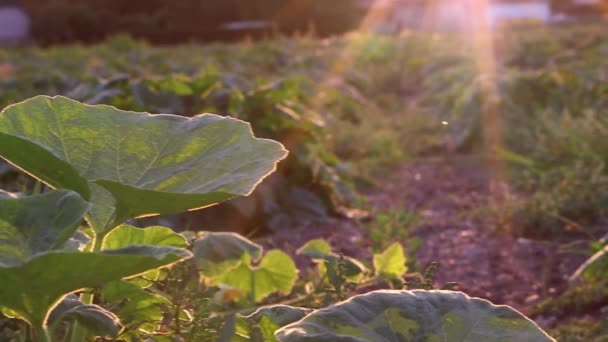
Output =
[{"x1": 263, "y1": 154, "x2": 596, "y2": 328}]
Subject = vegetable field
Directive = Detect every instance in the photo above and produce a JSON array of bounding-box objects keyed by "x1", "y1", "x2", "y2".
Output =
[{"x1": 0, "y1": 21, "x2": 607, "y2": 341}]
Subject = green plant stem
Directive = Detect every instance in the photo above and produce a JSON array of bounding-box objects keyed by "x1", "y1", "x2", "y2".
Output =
[
  {"x1": 250, "y1": 266, "x2": 256, "y2": 304},
  {"x1": 174, "y1": 303, "x2": 181, "y2": 335},
  {"x1": 33, "y1": 324, "x2": 51, "y2": 342},
  {"x1": 92, "y1": 232, "x2": 105, "y2": 252},
  {"x1": 69, "y1": 232, "x2": 106, "y2": 342}
]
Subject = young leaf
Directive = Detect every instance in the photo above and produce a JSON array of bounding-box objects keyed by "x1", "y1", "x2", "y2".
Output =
[
  {"x1": 275, "y1": 290, "x2": 556, "y2": 342},
  {"x1": 0, "y1": 95, "x2": 288, "y2": 232},
  {"x1": 0, "y1": 190, "x2": 89, "y2": 267},
  {"x1": 296, "y1": 239, "x2": 332, "y2": 259},
  {"x1": 103, "y1": 225, "x2": 189, "y2": 286},
  {"x1": 296, "y1": 239, "x2": 366, "y2": 279},
  {"x1": 103, "y1": 225, "x2": 188, "y2": 249},
  {"x1": 217, "y1": 250, "x2": 297, "y2": 303},
  {"x1": 373, "y1": 243, "x2": 407, "y2": 280},
  {"x1": 319, "y1": 254, "x2": 367, "y2": 280},
  {"x1": 193, "y1": 232, "x2": 263, "y2": 278}
]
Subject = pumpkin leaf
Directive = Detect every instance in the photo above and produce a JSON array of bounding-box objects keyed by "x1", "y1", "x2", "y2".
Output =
[
  {"x1": 297, "y1": 240, "x2": 366, "y2": 281},
  {"x1": 0, "y1": 246, "x2": 190, "y2": 332},
  {"x1": 0, "y1": 95, "x2": 288, "y2": 233},
  {"x1": 216, "y1": 250, "x2": 297, "y2": 303},
  {"x1": 296, "y1": 239, "x2": 332, "y2": 259},
  {"x1": 101, "y1": 280, "x2": 171, "y2": 335},
  {"x1": 193, "y1": 232, "x2": 263, "y2": 278},
  {"x1": 103, "y1": 225, "x2": 188, "y2": 250},
  {"x1": 48, "y1": 295, "x2": 123, "y2": 338},
  {"x1": 0, "y1": 190, "x2": 89, "y2": 267},
  {"x1": 103, "y1": 225, "x2": 188, "y2": 286},
  {"x1": 373, "y1": 243, "x2": 407, "y2": 280},
  {"x1": 276, "y1": 290, "x2": 555, "y2": 342}
]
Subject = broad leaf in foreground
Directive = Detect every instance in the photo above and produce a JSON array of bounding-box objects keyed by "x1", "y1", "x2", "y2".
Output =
[
  {"x1": 275, "y1": 290, "x2": 555, "y2": 342},
  {"x1": 0, "y1": 95, "x2": 288, "y2": 232},
  {"x1": 0, "y1": 247, "x2": 190, "y2": 335},
  {"x1": 0, "y1": 190, "x2": 89, "y2": 266}
]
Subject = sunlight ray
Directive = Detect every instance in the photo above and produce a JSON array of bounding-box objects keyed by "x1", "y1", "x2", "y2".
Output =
[{"x1": 468, "y1": 0, "x2": 510, "y2": 217}]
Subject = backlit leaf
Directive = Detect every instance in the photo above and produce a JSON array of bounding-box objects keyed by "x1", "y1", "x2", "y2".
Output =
[
  {"x1": 48, "y1": 295, "x2": 123, "y2": 338},
  {"x1": 0, "y1": 190, "x2": 89, "y2": 267},
  {"x1": 193, "y1": 232, "x2": 263, "y2": 278},
  {"x1": 373, "y1": 243, "x2": 407, "y2": 279},
  {"x1": 0, "y1": 95, "x2": 288, "y2": 233},
  {"x1": 217, "y1": 250, "x2": 297, "y2": 303},
  {"x1": 276, "y1": 290, "x2": 555, "y2": 342},
  {"x1": 0, "y1": 246, "x2": 190, "y2": 332}
]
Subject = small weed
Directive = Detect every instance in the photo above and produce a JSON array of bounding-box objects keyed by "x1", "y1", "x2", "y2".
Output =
[
  {"x1": 403, "y1": 262, "x2": 460, "y2": 291},
  {"x1": 367, "y1": 207, "x2": 421, "y2": 271}
]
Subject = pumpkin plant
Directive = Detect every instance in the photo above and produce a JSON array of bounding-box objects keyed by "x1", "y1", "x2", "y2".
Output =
[
  {"x1": 0, "y1": 95, "x2": 287, "y2": 340},
  {"x1": 0, "y1": 96, "x2": 555, "y2": 341}
]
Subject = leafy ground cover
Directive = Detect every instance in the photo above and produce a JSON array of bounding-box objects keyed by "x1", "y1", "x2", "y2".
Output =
[{"x1": 0, "y1": 20, "x2": 607, "y2": 341}]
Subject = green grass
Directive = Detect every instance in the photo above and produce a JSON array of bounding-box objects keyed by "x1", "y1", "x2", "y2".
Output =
[{"x1": 549, "y1": 317, "x2": 608, "y2": 342}]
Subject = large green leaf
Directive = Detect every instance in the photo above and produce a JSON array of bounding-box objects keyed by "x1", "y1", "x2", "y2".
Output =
[
  {"x1": 193, "y1": 232, "x2": 263, "y2": 278},
  {"x1": 275, "y1": 290, "x2": 555, "y2": 342},
  {"x1": 0, "y1": 190, "x2": 89, "y2": 267},
  {"x1": 0, "y1": 246, "x2": 190, "y2": 331},
  {"x1": 0, "y1": 95, "x2": 288, "y2": 232},
  {"x1": 217, "y1": 250, "x2": 297, "y2": 303}
]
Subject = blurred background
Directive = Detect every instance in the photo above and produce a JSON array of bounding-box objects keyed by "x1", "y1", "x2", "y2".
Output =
[
  {"x1": 0, "y1": 0, "x2": 606, "y2": 45},
  {"x1": 0, "y1": 1, "x2": 607, "y2": 341}
]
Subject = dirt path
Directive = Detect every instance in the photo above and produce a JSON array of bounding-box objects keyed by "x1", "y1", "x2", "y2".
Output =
[
  {"x1": 365, "y1": 155, "x2": 588, "y2": 313},
  {"x1": 265, "y1": 154, "x2": 587, "y2": 320}
]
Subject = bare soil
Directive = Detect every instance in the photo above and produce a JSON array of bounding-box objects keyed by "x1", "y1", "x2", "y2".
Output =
[
  {"x1": 263, "y1": 154, "x2": 595, "y2": 327},
  {"x1": 365, "y1": 155, "x2": 586, "y2": 313}
]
